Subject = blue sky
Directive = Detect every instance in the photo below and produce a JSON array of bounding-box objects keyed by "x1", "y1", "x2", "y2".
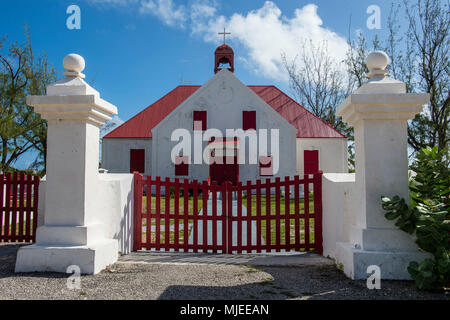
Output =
[{"x1": 1, "y1": 0, "x2": 402, "y2": 169}]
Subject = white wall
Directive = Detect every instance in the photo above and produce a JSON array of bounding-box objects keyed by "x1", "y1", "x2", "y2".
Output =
[
  {"x1": 37, "y1": 173, "x2": 134, "y2": 255},
  {"x1": 296, "y1": 138, "x2": 348, "y2": 174},
  {"x1": 151, "y1": 70, "x2": 297, "y2": 183},
  {"x1": 102, "y1": 138, "x2": 152, "y2": 175},
  {"x1": 322, "y1": 173, "x2": 355, "y2": 258}
]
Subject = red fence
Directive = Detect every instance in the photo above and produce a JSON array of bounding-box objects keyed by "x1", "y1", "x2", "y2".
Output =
[
  {"x1": 134, "y1": 172, "x2": 323, "y2": 254},
  {"x1": 0, "y1": 173, "x2": 40, "y2": 243}
]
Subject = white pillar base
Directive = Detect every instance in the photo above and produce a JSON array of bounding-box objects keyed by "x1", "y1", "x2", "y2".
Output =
[
  {"x1": 335, "y1": 242, "x2": 430, "y2": 280},
  {"x1": 15, "y1": 239, "x2": 118, "y2": 275}
]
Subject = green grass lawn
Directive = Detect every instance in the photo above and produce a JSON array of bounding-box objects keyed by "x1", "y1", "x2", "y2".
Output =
[{"x1": 139, "y1": 193, "x2": 317, "y2": 248}]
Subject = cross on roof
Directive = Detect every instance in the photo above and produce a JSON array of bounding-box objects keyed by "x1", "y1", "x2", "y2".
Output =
[{"x1": 218, "y1": 28, "x2": 231, "y2": 44}]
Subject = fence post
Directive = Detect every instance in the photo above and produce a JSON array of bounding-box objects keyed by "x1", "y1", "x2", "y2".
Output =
[{"x1": 313, "y1": 171, "x2": 323, "y2": 255}]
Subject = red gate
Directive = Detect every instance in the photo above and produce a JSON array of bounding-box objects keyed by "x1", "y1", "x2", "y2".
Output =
[
  {"x1": 133, "y1": 172, "x2": 323, "y2": 254},
  {"x1": 1, "y1": 172, "x2": 40, "y2": 243}
]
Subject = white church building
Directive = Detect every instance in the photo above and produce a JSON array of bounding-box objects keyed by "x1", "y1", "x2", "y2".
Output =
[{"x1": 102, "y1": 44, "x2": 348, "y2": 184}]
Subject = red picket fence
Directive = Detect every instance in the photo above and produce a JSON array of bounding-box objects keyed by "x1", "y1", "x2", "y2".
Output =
[
  {"x1": 134, "y1": 172, "x2": 323, "y2": 254},
  {"x1": 0, "y1": 172, "x2": 40, "y2": 243}
]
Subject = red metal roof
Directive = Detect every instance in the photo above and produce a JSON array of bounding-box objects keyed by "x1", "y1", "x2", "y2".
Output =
[{"x1": 104, "y1": 85, "x2": 345, "y2": 139}]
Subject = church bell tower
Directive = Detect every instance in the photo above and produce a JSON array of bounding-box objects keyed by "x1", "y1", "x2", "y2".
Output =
[{"x1": 214, "y1": 28, "x2": 234, "y2": 74}]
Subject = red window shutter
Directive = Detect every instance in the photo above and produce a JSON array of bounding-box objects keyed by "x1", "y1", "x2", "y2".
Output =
[
  {"x1": 243, "y1": 111, "x2": 256, "y2": 130},
  {"x1": 175, "y1": 156, "x2": 189, "y2": 176},
  {"x1": 193, "y1": 111, "x2": 207, "y2": 131},
  {"x1": 259, "y1": 156, "x2": 273, "y2": 176},
  {"x1": 304, "y1": 150, "x2": 319, "y2": 174},
  {"x1": 130, "y1": 149, "x2": 145, "y2": 173}
]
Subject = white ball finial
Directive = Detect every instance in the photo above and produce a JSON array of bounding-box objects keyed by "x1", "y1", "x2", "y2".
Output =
[
  {"x1": 63, "y1": 53, "x2": 86, "y2": 78},
  {"x1": 366, "y1": 51, "x2": 389, "y2": 78}
]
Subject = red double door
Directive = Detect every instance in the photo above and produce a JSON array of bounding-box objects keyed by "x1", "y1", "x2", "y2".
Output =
[{"x1": 209, "y1": 155, "x2": 239, "y2": 186}]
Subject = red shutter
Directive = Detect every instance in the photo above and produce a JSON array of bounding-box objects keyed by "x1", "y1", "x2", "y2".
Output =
[
  {"x1": 304, "y1": 150, "x2": 319, "y2": 174},
  {"x1": 175, "y1": 156, "x2": 189, "y2": 176},
  {"x1": 193, "y1": 111, "x2": 207, "y2": 131},
  {"x1": 259, "y1": 156, "x2": 273, "y2": 176},
  {"x1": 130, "y1": 149, "x2": 145, "y2": 173},
  {"x1": 243, "y1": 111, "x2": 256, "y2": 130}
]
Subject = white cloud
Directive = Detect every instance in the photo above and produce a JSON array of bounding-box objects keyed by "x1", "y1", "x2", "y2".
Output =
[
  {"x1": 139, "y1": 0, "x2": 187, "y2": 27},
  {"x1": 191, "y1": 1, "x2": 349, "y2": 81},
  {"x1": 88, "y1": 0, "x2": 349, "y2": 83}
]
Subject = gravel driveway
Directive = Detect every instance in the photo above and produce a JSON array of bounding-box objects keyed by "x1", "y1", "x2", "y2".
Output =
[{"x1": 0, "y1": 243, "x2": 447, "y2": 300}]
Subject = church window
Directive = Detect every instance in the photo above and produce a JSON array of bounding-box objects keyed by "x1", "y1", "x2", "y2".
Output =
[
  {"x1": 193, "y1": 111, "x2": 207, "y2": 131},
  {"x1": 243, "y1": 111, "x2": 256, "y2": 130},
  {"x1": 175, "y1": 156, "x2": 189, "y2": 176},
  {"x1": 259, "y1": 155, "x2": 273, "y2": 176}
]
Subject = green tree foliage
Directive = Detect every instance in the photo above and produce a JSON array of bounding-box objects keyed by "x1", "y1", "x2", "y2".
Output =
[
  {"x1": 381, "y1": 146, "x2": 450, "y2": 291},
  {"x1": 0, "y1": 26, "x2": 56, "y2": 174}
]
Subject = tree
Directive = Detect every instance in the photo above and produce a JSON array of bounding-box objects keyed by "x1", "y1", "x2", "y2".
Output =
[
  {"x1": 0, "y1": 26, "x2": 56, "y2": 174},
  {"x1": 282, "y1": 40, "x2": 364, "y2": 170},
  {"x1": 348, "y1": 0, "x2": 449, "y2": 156}
]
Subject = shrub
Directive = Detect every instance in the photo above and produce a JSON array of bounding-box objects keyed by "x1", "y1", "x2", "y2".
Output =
[{"x1": 381, "y1": 146, "x2": 449, "y2": 291}]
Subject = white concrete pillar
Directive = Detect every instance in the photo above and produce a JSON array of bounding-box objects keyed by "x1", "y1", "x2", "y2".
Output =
[
  {"x1": 335, "y1": 51, "x2": 430, "y2": 279},
  {"x1": 15, "y1": 54, "x2": 119, "y2": 274}
]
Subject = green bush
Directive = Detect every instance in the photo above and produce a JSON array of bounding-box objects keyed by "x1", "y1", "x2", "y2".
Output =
[{"x1": 381, "y1": 146, "x2": 449, "y2": 291}]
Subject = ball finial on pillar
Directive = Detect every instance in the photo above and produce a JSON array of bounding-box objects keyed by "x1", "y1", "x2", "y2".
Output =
[
  {"x1": 366, "y1": 51, "x2": 389, "y2": 78},
  {"x1": 63, "y1": 53, "x2": 86, "y2": 79}
]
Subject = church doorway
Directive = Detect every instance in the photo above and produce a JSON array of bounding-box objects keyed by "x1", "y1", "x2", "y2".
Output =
[{"x1": 208, "y1": 138, "x2": 239, "y2": 186}]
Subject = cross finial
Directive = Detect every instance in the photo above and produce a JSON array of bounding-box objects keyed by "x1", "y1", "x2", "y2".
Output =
[{"x1": 218, "y1": 28, "x2": 231, "y2": 44}]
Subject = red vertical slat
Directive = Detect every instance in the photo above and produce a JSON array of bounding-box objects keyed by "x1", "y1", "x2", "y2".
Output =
[
  {"x1": 226, "y1": 182, "x2": 233, "y2": 254},
  {"x1": 265, "y1": 178, "x2": 271, "y2": 252},
  {"x1": 145, "y1": 176, "x2": 152, "y2": 250},
  {"x1": 25, "y1": 175, "x2": 32, "y2": 242},
  {"x1": 155, "y1": 176, "x2": 161, "y2": 251},
  {"x1": 221, "y1": 183, "x2": 227, "y2": 253},
  {"x1": 11, "y1": 172, "x2": 18, "y2": 242},
  {"x1": 236, "y1": 181, "x2": 242, "y2": 253},
  {"x1": 164, "y1": 178, "x2": 170, "y2": 250},
  {"x1": 256, "y1": 179, "x2": 261, "y2": 253},
  {"x1": 246, "y1": 180, "x2": 252, "y2": 253},
  {"x1": 304, "y1": 175, "x2": 310, "y2": 251},
  {"x1": 18, "y1": 173, "x2": 25, "y2": 242},
  {"x1": 202, "y1": 181, "x2": 208, "y2": 252},
  {"x1": 133, "y1": 172, "x2": 143, "y2": 251},
  {"x1": 174, "y1": 178, "x2": 180, "y2": 252},
  {"x1": 0, "y1": 174, "x2": 4, "y2": 242},
  {"x1": 314, "y1": 171, "x2": 323, "y2": 254},
  {"x1": 211, "y1": 181, "x2": 217, "y2": 253},
  {"x1": 32, "y1": 175, "x2": 39, "y2": 242},
  {"x1": 183, "y1": 179, "x2": 189, "y2": 252},
  {"x1": 4, "y1": 173, "x2": 11, "y2": 242},
  {"x1": 294, "y1": 175, "x2": 300, "y2": 251},
  {"x1": 192, "y1": 180, "x2": 198, "y2": 252},
  {"x1": 284, "y1": 176, "x2": 290, "y2": 250},
  {"x1": 275, "y1": 177, "x2": 281, "y2": 252}
]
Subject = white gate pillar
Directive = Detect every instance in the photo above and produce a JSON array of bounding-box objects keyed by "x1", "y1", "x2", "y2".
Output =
[
  {"x1": 335, "y1": 51, "x2": 430, "y2": 279},
  {"x1": 15, "y1": 54, "x2": 119, "y2": 274}
]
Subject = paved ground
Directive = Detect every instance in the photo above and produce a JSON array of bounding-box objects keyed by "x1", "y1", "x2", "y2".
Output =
[{"x1": 0, "y1": 243, "x2": 448, "y2": 300}]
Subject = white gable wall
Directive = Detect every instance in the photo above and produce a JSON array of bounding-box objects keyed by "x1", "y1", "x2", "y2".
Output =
[
  {"x1": 102, "y1": 138, "x2": 152, "y2": 175},
  {"x1": 151, "y1": 70, "x2": 297, "y2": 183},
  {"x1": 296, "y1": 138, "x2": 348, "y2": 174}
]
